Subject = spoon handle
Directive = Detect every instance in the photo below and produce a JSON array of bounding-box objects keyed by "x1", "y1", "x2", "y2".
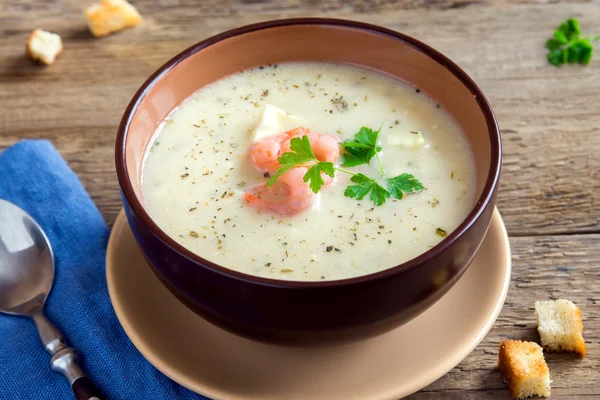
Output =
[
  {"x1": 32, "y1": 311, "x2": 104, "y2": 400},
  {"x1": 72, "y1": 377, "x2": 104, "y2": 400}
]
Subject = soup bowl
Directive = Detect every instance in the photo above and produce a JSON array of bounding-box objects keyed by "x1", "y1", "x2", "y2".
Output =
[{"x1": 115, "y1": 18, "x2": 501, "y2": 345}]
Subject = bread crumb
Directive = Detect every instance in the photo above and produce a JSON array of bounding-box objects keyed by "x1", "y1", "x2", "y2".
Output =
[
  {"x1": 84, "y1": 0, "x2": 142, "y2": 37},
  {"x1": 498, "y1": 340, "x2": 551, "y2": 399},
  {"x1": 535, "y1": 298, "x2": 585, "y2": 356},
  {"x1": 26, "y1": 29, "x2": 63, "y2": 65}
]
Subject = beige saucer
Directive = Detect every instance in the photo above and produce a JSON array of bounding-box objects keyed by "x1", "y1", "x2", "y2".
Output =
[{"x1": 106, "y1": 208, "x2": 510, "y2": 400}]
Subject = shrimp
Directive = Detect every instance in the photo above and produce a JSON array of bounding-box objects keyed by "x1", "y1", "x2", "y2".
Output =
[
  {"x1": 244, "y1": 167, "x2": 314, "y2": 216},
  {"x1": 281, "y1": 129, "x2": 340, "y2": 188},
  {"x1": 281, "y1": 129, "x2": 341, "y2": 163},
  {"x1": 248, "y1": 131, "x2": 294, "y2": 174},
  {"x1": 245, "y1": 128, "x2": 341, "y2": 216},
  {"x1": 249, "y1": 128, "x2": 340, "y2": 173}
]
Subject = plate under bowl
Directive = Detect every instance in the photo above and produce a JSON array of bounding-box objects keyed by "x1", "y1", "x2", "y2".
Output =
[{"x1": 106, "y1": 208, "x2": 510, "y2": 400}]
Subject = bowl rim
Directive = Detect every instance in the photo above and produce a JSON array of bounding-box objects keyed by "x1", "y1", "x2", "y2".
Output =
[{"x1": 115, "y1": 17, "x2": 502, "y2": 289}]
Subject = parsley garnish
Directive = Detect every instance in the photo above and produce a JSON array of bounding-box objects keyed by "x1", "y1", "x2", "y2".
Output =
[
  {"x1": 344, "y1": 173, "x2": 424, "y2": 206},
  {"x1": 340, "y1": 127, "x2": 424, "y2": 205},
  {"x1": 303, "y1": 162, "x2": 335, "y2": 193},
  {"x1": 266, "y1": 135, "x2": 334, "y2": 194},
  {"x1": 267, "y1": 126, "x2": 425, "y2": 206},
  {"x1": 344, "y1": 173, "x2": 390, "y2": 206},
  {"x1": 340, "y1": 126, "x2": 383, "y2": 170},
  {"x1": 387, "y1": 174, "x2": 425, "y2": 200},
  {"x1": 546, "y1": 18, "x2": 600, "y2": 66}
]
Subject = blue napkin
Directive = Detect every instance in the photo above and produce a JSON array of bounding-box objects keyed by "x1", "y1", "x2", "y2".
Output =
[{"x1": 0, "y1": 141, "x2": 209, "y2": 400}]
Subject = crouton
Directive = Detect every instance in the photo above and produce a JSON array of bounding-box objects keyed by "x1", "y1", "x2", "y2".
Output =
[
  {"x1": 26, "y1": 29, "x2": 63, "y2": 65},
  {"x1": 84, "y1": 0, "x2": 142, "y2": 37},
  {"x1": 498, "y1": 340, "x2": 551, "y2": 399},
  {"x1": 535, "y1": 299, "x2": 585, "y2": 356}
]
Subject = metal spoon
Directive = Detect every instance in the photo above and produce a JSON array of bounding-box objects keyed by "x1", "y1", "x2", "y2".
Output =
[{"x1": 0, "y1": 199, "x2": 103, "y2": 400}]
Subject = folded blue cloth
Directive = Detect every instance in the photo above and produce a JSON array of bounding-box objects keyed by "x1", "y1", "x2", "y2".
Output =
[{"x1": 0, "y1": 141, "x2": 208, "y2": 399}]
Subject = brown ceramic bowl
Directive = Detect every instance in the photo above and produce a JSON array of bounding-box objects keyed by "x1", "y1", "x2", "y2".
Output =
[{"x1": 115, "y1": 18, "x2": 501, "y2": 346}]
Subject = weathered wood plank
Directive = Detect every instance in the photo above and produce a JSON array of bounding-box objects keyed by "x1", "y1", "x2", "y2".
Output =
[
  {"x1": 410, "y1": 233, "x2": 600, "y2": 398},
  {"x1": 0, "y1": 0, "x2": 591, "y2": 21}
]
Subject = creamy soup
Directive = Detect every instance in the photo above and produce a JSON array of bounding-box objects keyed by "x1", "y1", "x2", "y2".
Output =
[{"x1": 142, "y1": 62, "x2": 476, "y2": 281}]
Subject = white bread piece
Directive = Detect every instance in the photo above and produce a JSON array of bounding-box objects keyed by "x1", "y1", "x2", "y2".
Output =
[
  {"x1": 535, "y1": 299, "x2": 585, "y2": 356},
  {"x1": 498, "y1": 340, "x2": 551, "y2": 399},
  {"x1": 252, "y1": 104, "x2": 308, "y2": 141},
  {"x1": 84, "y1": 0, "x2": 142, "y2": 37},
  {"x1": 26, "y1": 29, "x2": 63, "y2": 65}
]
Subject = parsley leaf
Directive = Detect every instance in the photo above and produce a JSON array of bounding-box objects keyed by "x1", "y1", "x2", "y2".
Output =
[
  {"x1": 266, "y1": 163, "x2": 295, "y2": 187},
  {"x1": 267, "y1": 135, "x2": 335, "y2": 193},
  {"x1": 281, "y1": 135, "x2": 316, "y2": 163},
  {"x1": 267, "y1": 135, "x2": 317, "y2": 187},
  {"x1": 369, "y1": 183, "x2": 391, "y2": 206},
  {"x1": 344, "y1": 173, "x2": 390, "y2": 206},
  {"x1": 304, "y1": 162, "x2": 335, "y2": 193},
  {"x1": 546, "y1": 18, "x2": 599, "y2": 66},
  {"x1": 340, "y1": 126, "x2": 382, "y2": 167},
  {"x1": 559, "y1": 18, "x2": 581, "y2": 41},
  {"x1": 387, "y1": 173, "x2": 425, "y2": 200}
]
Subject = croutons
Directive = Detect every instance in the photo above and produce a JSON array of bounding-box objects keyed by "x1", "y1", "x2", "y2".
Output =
[
  {"x1": 26, "y1": 29, "x2": 63, "y2": 65},
  {"x1": 498, "y1": 340, "x2": 551, "y2": 399},
  {"x1": 84, "y1": 0, "x2": 142, "y2": 37},
  {"x1": 535, "y1": 299, "x2": 585, "y2": 356}
]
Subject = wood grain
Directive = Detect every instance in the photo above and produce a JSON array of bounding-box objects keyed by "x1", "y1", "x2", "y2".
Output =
[
  {"x1": 410, "y1": 233, "x2": 600, "y2": 399},
  {"x1": 1, "y1": 0, "x2": 599, "y2": 398}
]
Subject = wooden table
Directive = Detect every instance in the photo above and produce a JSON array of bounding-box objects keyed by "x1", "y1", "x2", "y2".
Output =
[{"x1": 2, "y1": 0, "x2": 599, "y2": 398}]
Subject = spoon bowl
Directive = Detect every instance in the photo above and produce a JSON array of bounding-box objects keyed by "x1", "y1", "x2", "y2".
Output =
[
  {"x1": 0, "y1": 200, "x2": 54, "y2": 315},
  {"x1": 0, "y1": 199, "x2": 103, "y2": 400}
]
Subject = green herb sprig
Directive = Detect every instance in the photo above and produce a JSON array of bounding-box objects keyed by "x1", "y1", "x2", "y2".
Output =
[
  {"x1": 266, "y1": 135, "x2": 335, "y2": 193},
  {"x1": 340, "y1": 126, "x2": 383, "y2": 170},
  {"x1": 546, "y1": 18, "x2": 600, "y2": 66},
  {"x1": 266, "y1": 126, "x2": 425, "y2": 206}
]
